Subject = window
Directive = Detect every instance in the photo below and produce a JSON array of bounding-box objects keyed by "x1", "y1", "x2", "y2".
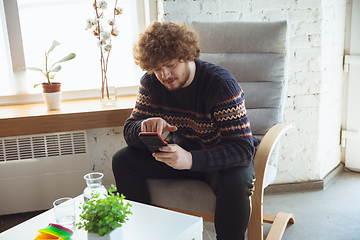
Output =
[
  {"x1": 0, "y1": 1, "x2": 11, "y2": 96},
  {"x1": 0, "y1": 0, "x2": 155, "y2": 104}
]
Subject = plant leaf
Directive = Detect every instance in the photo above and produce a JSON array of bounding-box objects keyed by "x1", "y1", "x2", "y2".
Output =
[
  {"x1": 47, "y1": 40, "x2": 61, "y2": 55},
  {"x1": 54, "y1": 53, "x2": 76, "y2": 64},
  {"x1": 50, "y1": 65, "x2": 61, "y2": 72},
  {"x1": 20, "y1": 67, "x2": 44, "y2": 72},
  {"x1": 77, "y1": 186, "x2": 132, "y2": 236},
  {"x1": 34, "y1": 84, "x2": 41, "y2": 88}
]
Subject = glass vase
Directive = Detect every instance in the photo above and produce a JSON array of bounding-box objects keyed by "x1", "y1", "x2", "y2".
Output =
[
  {"x1": 83, "y1": 172, "x2": 108, "y2": 202},
  {"x1": 100, "y1": 86, "x2": 117, "y2": 106}
]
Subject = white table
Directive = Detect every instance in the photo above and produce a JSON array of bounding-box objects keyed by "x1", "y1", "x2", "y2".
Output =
[{"x1": 0, "y1": 195, "x2": 203, "y2": 240}]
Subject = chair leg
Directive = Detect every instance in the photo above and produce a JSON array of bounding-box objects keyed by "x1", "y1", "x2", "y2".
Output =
[{"x1": 265, "y1": 212, "x2": 295, "y2": 240}]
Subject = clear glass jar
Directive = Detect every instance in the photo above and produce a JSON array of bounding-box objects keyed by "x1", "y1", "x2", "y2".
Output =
[{"x1": 83, "y1": 172, "x2": 108, "y2": 202}]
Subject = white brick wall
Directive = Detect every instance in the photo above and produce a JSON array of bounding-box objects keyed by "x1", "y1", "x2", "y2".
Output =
[{"x1": 160, "y1": 0, "x2": 347, "y2": 184}]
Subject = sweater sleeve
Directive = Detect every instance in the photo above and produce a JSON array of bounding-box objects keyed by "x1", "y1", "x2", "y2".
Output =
[
  {"x1": 123, "y1": 76, "x2": 154, "y2": 148},
  {"x1": 190, "y1": 78, "x2": 256, "y2": 172}
]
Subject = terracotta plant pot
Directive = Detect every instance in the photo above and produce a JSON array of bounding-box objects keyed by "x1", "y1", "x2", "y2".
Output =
[
  {"x1": 42, "y1": 82, "x2": 61, "y2": 93},
  {"x1": 42, "y1": 82, "x2": 62, "y2": 110}
]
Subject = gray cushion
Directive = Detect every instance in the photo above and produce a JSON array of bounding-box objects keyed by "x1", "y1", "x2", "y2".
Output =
[
  {"x1": 193, "y1": 21, "x2": 288, "y2": 137},
  {"x1": 148, "y1": 179, "x2": 215, "y2": 214},
  {"x1": 247, "y1": 109, "x2": 281, "y2": 135},
  {"x1": 200, "y1": 53, "x2": 285, "y2": 83},
  {"x1": 240, "y1": 82, "x2": 284, "y2": 109},
  {"x1": 190, "y1": 21, "x2": 287, "y2": 54}
]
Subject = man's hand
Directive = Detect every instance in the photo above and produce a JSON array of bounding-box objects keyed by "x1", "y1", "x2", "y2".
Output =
[
  {"x1": 141, "y1": 117, "x2": 189, "y2": 170},
  {"x1": 153, "y1": 144, "x2": 193, "y2": 170},
  {"x1": 141, "y1": 117, "x2": 177, "y2": 134}
]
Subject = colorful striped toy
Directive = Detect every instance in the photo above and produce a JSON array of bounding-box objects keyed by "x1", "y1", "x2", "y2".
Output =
[{"x1": 35, "y1": 223, "x2": 73, "y2": 240}]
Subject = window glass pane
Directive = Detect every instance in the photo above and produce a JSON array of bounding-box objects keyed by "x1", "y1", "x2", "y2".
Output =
[
  {"x1": 17, "y1": 0, "x2": 142, "y2": 94},
  {"x1": 0, "y1": 3, "x2": 12, "y2": 96}
]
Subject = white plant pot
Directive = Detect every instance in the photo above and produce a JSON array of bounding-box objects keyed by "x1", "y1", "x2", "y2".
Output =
[
  {"x1": 42, "y1": 91, "x2": 62, "y2": 110},
  {"x1": 87, "y1": 227, "x2": 123, "y2": 240}
]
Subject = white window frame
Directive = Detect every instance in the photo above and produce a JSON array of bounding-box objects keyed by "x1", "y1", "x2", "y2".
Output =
[{"x1": 0, "y1": 0, "x2": 157, "y2": 106}]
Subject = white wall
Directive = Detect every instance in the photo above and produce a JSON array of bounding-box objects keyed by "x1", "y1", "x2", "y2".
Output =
[
  {"x1": 90, "y1": 0, "x2": 348, "y2": 187},
  {"x1": 86, "y1": 126, "x2": 125, "y2": 189}
]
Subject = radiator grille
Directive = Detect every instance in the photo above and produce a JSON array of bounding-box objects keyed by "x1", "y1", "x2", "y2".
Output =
[{"x1": 0, "y1": 131, "x2": 87, "y2": 162}]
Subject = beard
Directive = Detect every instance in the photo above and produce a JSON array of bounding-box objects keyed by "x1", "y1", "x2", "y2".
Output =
[
  {"x1": 179, "y1": 62, "x2": 191, "y2": 88},
  {"x1": 166, "y1": 62, "x2": 191, "y2": 91}
]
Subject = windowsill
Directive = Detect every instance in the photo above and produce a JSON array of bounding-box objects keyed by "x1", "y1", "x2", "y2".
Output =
[{"x1": 0, "y1": 95, "x2": 137, "y2": 138}]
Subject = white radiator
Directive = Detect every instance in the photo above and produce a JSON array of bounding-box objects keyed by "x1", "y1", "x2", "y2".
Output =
[{"x1": 0, "y1": 131, "x2": 90, "y2": 215}]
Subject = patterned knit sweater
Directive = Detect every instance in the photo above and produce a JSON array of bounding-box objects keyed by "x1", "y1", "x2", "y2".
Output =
[{"x1": 124, "y1": 60, "x2": 255, "y2": 172}]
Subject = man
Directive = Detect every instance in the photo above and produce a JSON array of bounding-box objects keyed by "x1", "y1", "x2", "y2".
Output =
[{"x1": 112, "y1": 21, "x2": 257, "y2": 240}]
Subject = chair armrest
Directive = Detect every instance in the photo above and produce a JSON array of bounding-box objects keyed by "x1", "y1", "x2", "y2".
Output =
[
  {"x1": 253, "y1": 122, "x2": 295, "y2": 192},
  {"x1": 248, "y1": 123, "x2": 294, "y2": 239}
]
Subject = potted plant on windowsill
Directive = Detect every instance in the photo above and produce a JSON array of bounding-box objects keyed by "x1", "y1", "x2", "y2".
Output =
[
  {"x1": 19, "y1": 40, "x2": 76, "y2": 110},
  {"x1": 77, "y1": 185, "x2": 132, "y2": 240}
]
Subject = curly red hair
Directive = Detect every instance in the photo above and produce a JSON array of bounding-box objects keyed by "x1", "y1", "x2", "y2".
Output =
[{"x1": 133, "y1": 21, "x2": 200, "y2": 72}]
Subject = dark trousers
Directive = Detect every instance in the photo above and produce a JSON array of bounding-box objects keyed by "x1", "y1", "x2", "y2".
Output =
[{"x1": 112, "y1": 146, "x2": 255, "y2": 240}]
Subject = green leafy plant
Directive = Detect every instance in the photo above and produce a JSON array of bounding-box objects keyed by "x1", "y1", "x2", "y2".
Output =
[
  {"x1": 76, "y1": 185, "x2": 132, "y2": 236},
  {"x1": 19, "y1": 40, "x2": 76, "y2": 88}
]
